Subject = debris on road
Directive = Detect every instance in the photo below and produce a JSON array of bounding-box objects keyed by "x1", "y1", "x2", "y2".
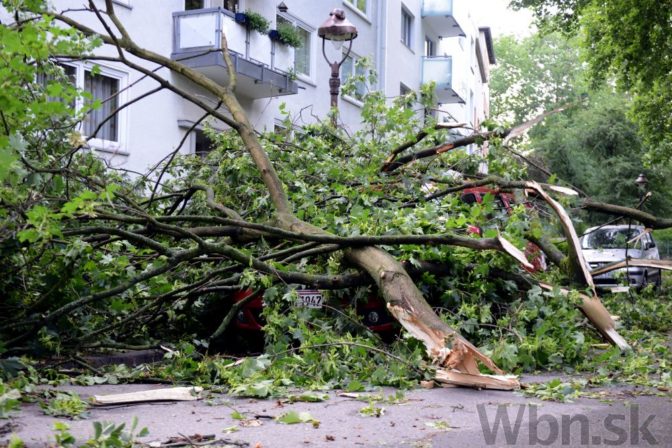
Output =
[{"x1": 91, "y1": 386, "x2": 203, "y2": 406}]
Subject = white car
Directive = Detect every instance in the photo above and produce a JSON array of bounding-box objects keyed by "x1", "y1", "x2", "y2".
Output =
[{"x1": 581, "y1": 225, "x2": 662, "y2": 289}]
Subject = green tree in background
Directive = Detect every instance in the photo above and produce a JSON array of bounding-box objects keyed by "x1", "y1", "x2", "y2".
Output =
[
  {"x1": 490, "y1": 33, "x2": 586, "y2": 125},
  {"x1": 509, "y1": 0, "x2": 672, "y2": 166},
  {"x1": 490, "y1": 32, "x2": 672, "y2": 222}
]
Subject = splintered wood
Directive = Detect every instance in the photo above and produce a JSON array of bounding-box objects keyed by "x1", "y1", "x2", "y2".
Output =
[
  {"x1": 526, "y1": 181, "x2": 631, "y2": 351},
  {"x1": 387, "y1": 303, "x2": 521, "y2": 391},
  {"x1": 91, "y1": 387, "x2": 203, "y2": 406}
]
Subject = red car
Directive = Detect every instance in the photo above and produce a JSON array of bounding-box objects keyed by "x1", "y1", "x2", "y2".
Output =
[{"x1": 231, "y1": 289, "x2": 396, "y2": 334}]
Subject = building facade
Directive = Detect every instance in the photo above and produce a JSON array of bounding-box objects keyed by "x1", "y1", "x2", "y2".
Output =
[{"x1": 5, "y1": 0, "x2": 495, "y2": 172}]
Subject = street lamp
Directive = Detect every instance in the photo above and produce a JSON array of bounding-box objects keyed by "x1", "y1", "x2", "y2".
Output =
[
  {"x1": 318, "y1": 9, "x2": 358, "y2": 126},
  {"x1": 635, "y1": 172, "x2": 649, "y2": 209},
  {"x1": 625, "y1": 172, "x2": 650, "y2": 291}
]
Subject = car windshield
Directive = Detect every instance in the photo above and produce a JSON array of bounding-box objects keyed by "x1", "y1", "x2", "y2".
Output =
[{"x1": 582, "y1": 228, "x2": 642, "y2": 249}]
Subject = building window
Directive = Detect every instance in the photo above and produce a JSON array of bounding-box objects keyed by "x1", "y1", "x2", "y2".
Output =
[
  {"x1": 294, "y1": 26, "x2": 311, "y2": 76},
  {"x1": 186, "y1": 0, "x2": 237, "y2": 11},
  {"x1": 278, "y1": 15, "x2": 312, "y2": 78},
  {"x1": 38, "y1": 63, "x2": 127, "y2": 150},
  {"x1": 347, "y1": 0, "x2": 368, "y2": 15},
  {"x1": 194, "y1": 129, "x2": 216, "y2": 155},
  {"x1": 84, "y1": 71, "x2": 120, "y2": 142},
  {"x1": 222, "y1": 0, "x2": 238, "y2": 11},
  {"x1": 341, "y1": 53, "x2": 366, "y2": 100},
  {"x1": 185, "y1": 0, "x2": 203, "y2": 9},
  {"x1": 36, "y1": 64, "x2": 77, "y2": 106},
  {"x1": 401, "y1": 8, "x2": 413, "y2": 48},
  {"x1": 424, "y1": 37, "x2": 435, "y2": 57}
]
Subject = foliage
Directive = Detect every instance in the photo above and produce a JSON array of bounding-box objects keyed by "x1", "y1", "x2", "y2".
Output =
[
  {"x1": 510, "y1": 0, "x2": 672, "y2": 166},
  {"x1": 276, "y1": 410, "x2": 319, "y2": 426},
  {"x1": 491, "y1": 32, "x2": 672, "y2": 220},
  {"x1": 359, "y1": 401, "x2": 385, "y2": 417},
  {"x1": 0, "y1": 381, "x2": 21, "y2": 419},
  {"x1": 522, "y1": 378, "x2": 585, "y2": 402},
  {"x1": 524, "y1": 286, "x2": 672, "y2": 399},
  {"x1": 490, "y1": 32, "x2": 586, "y2": 125},
  {"x1": 439, "y1": 285, "x2": 591, "y2": 373},
  {"x1": 47, "y1": 419, "x2": 149, "y2": 448},
  {"x1": 40, "y1": 392, "x2": 89, "y2": 419},
  {"x1": 242, "y1": 10, "x2": 270, "y2": 34},
  {"x1": 274, "y1": 22, "x2": 302, "y2": 48},
  {"x1": 144, "y1": 328, "x2": 427, "y2": 394},
  {"x1": 0, "y1": 7, "x2": 543, "y2": 371}
]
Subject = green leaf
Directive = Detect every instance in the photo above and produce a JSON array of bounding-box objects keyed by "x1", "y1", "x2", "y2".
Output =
[{"x1": 276, "y1": 411, "x2": 315, "y2": 424}]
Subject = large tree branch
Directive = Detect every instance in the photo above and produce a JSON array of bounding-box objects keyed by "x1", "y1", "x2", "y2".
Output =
[
  {"x1": 381, "y1": 102, "x2": 577, "y2": 173},
  {"x1": 581, "y1": 198, "x2": 672, "y2": 229}
]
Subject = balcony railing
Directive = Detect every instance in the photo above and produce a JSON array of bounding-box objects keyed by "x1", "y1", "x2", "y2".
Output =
[
  {"x1": 422, "y1": 0, "x2": 465, "y2": 38},
  {"x1": 171, "y1": 8, "x2": 297, "y2": 99},
  {"x1": 422, "y1": 56, "x2": 466, "y2": 104}
]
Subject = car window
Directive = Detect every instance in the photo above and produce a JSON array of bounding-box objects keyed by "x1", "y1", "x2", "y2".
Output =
[{"x1": 582, "y1": 228, "x2": 642, "y2": 249}]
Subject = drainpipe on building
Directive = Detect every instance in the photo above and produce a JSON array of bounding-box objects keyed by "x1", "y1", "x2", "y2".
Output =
[{"x1": 375, "y1": 0, "x2": 386, "y2": 93}]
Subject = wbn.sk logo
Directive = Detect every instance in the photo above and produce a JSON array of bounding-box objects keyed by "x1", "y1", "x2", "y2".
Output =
[{"x1": 477, "y1": 404, "x2": 658, "y2": 446}]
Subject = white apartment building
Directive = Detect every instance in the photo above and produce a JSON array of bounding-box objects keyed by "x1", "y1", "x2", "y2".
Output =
[{"x1": 5, "y1": 0, "x2": 495, "y2": 172}]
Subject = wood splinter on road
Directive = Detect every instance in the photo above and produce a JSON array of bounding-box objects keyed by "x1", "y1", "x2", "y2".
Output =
[{"x1": 91, "y1": 386, "x2": 204, "y2": 406}]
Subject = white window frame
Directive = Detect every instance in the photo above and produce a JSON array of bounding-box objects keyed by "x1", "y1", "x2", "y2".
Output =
[
  {"x1": 77, "y1": 63, "x2": 129, "y2": 154},
  {"x1": 277, "y1": 12, "x2": 315, "y2": 83},
  {"x1": 340, "y1": 51, "x2": 367, "y2": 106},
  {"x1": 343, "y1": 0, "x2": 370, "y2": 21},
  {"x1": 401, "y1": 6, "x2": 413, "y2": 49}
]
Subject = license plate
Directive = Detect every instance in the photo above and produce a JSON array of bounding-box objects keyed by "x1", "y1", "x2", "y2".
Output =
[{"x1": 296, "y1": 290, "x2": 323, "y2": 308}]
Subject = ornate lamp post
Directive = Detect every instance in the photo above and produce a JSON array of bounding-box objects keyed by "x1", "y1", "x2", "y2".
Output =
[
  {"x1": 625, "y1": 173, "x2": 650, "y2": 290},
  {"x1": 635, "y1": 172, "x2": 649, "y2": 208},
  {"x1": 318, "y1": 9, "x2": 358, "y2": 126}
]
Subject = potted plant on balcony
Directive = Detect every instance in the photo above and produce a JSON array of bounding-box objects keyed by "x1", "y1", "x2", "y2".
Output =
[
  {"x1": 236, "y1": 10, "x2": 272, "y2": 66},
  {"x1": 269, "y1": 22, "x2": 302, "y2": 47},
  {"x1": 234, "y1": 10, "x2": 270, "y2": 34},
  {"x1": 269, "y1": 23, "x2": 300, "y2": 73}
]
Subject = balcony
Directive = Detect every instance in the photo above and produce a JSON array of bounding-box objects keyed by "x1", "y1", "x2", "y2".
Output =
[
  {"x1": 422, "y1": 56, "x2": 466, "y2": 104},
  {"x1": 422, "y1": 0, "x2": 466, "y2": 38},
  {"x1": 171, "y1": 8, "x2": 298, "y2": 99}
]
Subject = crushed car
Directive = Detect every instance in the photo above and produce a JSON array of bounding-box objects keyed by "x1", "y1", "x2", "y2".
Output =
[{"x1": 581, "y1": 224, "x2": 662, "y2": 289}]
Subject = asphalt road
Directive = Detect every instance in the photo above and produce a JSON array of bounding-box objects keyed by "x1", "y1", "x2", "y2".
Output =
[{"x1": 2, "y1": 377, "x2": 671, "y2": 448}]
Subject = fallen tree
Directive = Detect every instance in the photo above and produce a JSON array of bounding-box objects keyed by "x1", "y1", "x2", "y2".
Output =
[{"x1": 1, "y1": 0, "x2": 668, "y2": 390}]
